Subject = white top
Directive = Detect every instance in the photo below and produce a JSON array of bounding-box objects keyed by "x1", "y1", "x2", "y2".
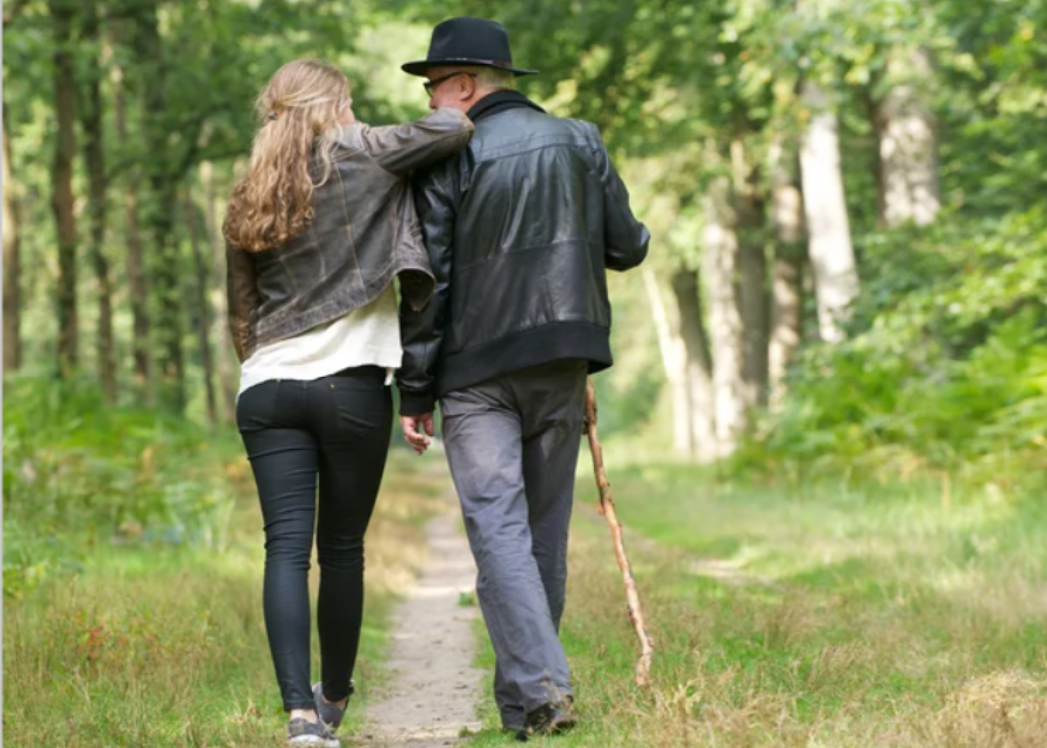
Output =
[{"x1": 238, "y1": 284, "x2": 401, "y2": 396}]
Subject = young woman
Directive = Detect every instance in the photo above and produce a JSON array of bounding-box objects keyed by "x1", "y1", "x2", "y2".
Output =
[{"x1": 223, "y1": 59, "x2": 472, "y2": 747}]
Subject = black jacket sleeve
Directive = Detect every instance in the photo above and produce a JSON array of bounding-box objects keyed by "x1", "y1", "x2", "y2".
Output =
[
  {"x1": 588, "y1": 124, "x2": 650, "y2": 271},
  {"x1": 397, "y1": 158, "x2": 459, "y2": 416}
]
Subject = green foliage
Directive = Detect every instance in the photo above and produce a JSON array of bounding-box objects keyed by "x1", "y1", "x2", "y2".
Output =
[
  {"x1": 740, "y1": 208, "x2": 1047, "y2": 483},
  {"x1": 6, "y1": 0, "x2": 1046, "y2": 474},
  {"x1": 2, "y1": 377, "x2": 239, "y2": 598}
]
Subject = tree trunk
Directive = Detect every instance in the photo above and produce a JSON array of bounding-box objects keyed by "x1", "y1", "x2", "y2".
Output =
[
  {"x1": 51, "y1": 0, "x2": 79, "y2": 378},
  {"x1": 110, "y1": 35, "x2": 152, "y2": 399},
  {"x1": 768, "y1": 138, "x2": 805, "y2": 405},
  {"x1": 731, "y1": 138, "x2": 769, "y2": 409},
  {"x1": 642, "y1": 266, "x2": 692, "y2": 456},
  {"x1": 799, "y1": 82, "x2": 859, "y2": 343},
  {"x1": 670, "y1": 268, "x2": 717, "y2": 463},
  {"x1": 201, "y1": 161, "x2": 237, "y2": 422},
  {"x1": 134, "y1": 3, "x2": 185, "y2": 412},
  {"x1": 879, "y1": 49, "x2": 940, "y2": 227},
  {"x1": 82, "y1": 2, "x2": 117, "y2": 403},
  {"x1": 3, "y1": 109, "x2": 21, "y2": 373},
  {"x1": 702, "y1": 175, "x2": 747, "y2": 457},
  {"x1": 184, "y1": 193, "x2": 218, "y2": 426},
  {"x1": 151, "y1": 192, "x2": 186, "y2": 412}
]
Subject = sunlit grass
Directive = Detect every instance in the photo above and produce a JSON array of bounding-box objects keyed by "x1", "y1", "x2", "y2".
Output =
[
  {"x1": 463, "y1": 461, "x2": 1047, "y2": 746},
  {"x1": 3, "y1": 445, "x2": 449, "y2": 748}
]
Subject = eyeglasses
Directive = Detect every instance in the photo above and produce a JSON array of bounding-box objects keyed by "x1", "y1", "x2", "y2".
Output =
[{"x1": 423, "y1": 72, "x2": 477, "y2": 97}]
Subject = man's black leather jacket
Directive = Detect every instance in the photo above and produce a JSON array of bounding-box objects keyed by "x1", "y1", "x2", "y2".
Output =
[{"x1": 398, "y1": 92, "x2": 649, "y2": 416}]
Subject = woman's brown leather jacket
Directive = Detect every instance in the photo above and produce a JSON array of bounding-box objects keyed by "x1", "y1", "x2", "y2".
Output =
[{"x1": 227, "y1": 108, "x2": 473, "y2": 361}]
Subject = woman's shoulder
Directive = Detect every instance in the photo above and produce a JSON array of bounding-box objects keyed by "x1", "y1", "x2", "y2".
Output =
[{"x1": 331, "y1": 123, "x2": 368, "y2": 157}]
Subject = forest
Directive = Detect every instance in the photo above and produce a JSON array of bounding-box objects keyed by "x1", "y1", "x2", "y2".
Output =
[{"x1": 4, "y1": 1, "x2": 1046, "y2": 746}]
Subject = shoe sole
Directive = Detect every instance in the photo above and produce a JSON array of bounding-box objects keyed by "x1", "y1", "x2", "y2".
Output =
[{"x1": 288, "y1": 735, "x2": 339, "y2": 748}]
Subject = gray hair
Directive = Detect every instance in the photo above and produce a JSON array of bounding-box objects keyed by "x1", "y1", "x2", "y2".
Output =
[{"x1": 473, "y1": 66, "x2": 517, "y2": 91}]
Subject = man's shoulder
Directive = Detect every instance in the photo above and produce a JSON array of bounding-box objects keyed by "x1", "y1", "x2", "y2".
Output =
[{"x1": 473, "y1": 109, "x2": 600, "y2": 155}]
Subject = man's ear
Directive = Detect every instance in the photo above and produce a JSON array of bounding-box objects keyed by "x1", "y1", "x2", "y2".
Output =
[{"x1": 458, "y1": 74, "x2": 477, "y2": 102}]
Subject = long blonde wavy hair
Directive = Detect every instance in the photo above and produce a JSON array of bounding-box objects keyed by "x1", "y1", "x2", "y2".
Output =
[{"x1": 224, "y1": 59, "x2": 352, "y2": 252}]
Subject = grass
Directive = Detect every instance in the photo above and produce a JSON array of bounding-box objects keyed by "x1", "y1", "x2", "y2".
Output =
[
  {"x1": 3, "y1": 441, "x2": 449, "y2": 748},
  {"x1": 9, "y1": 385, "x2": 1047, "y2": 747},
  {"x1": 462, "y1": 461, "x2": 1047, "y2": 747}
]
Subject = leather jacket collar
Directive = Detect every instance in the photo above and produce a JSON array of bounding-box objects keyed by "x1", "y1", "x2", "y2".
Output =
[{"x1": 467, "y1": 90, "x2": 545, "y2": 122}]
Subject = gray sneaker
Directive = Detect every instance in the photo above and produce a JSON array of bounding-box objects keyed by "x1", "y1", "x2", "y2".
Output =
[
  {"x1": 287, "y1": 717, "x2": 339, "y2": 747},
  {"x1": 311, "y1": 680, "x2": 353, "y2": 732}
]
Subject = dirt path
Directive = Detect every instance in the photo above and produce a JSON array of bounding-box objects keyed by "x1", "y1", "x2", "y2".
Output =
[{"x1": 359, "y1": 510, "x2": 485, "y2": 747}]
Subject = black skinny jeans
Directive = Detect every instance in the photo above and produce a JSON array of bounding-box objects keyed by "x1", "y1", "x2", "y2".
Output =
[{"x1": 237, "y1": 367, "x2": 392, "y2": 711}]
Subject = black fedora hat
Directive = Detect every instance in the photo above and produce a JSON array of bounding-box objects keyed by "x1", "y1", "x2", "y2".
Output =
[{"x1": 402, "y1": 17, "x2": 537, "y2": 77}]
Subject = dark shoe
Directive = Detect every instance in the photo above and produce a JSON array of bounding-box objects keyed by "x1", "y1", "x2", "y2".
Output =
[
  {"x1": 312, "y1": 680, "x2": 353, "y2": 733},
  {"x1": 286, "y1": 717, "x2": 339, "y2": 747},
  {"x1": 502, "y1": 723, "x2": 526, "y2": 742},
  {"x1": 522, "y1": 700, "x2": 576, "y2": 738}
]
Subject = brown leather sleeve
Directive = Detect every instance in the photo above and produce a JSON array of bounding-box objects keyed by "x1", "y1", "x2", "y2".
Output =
[
  {"x1": 226, "y1": 242, "x2": 260, "y2": 363},
  {"x1": 362, "y1": 108, "x2": 474, "y2": 176}
]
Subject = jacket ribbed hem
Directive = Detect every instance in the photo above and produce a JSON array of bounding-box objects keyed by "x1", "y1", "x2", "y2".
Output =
[
  {"x1": 439, "y1": 321, "x2": 612, "y2": 398},
  {"x1": 399, "y1": 389, "x2": 436, "y2": 417}
]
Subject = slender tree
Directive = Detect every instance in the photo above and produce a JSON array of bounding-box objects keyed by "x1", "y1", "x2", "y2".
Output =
[
  {"x1": 201, "y1": 161, "x2": 237, "y2": 422},
  {"x1": 50, "y1": 0, "x2": 79, "y2": 377},
  {"x1": 670, "y1": 268, "x2": 717, "y2": 463},
  {"x1": 768, "y1": 137, "x2": 805, "y2": 404},
  {"x1": 109, "y1": 30, "x2": 152, "y2": 398},
  {"x1": 132, "y1": 1, "x2": 185, "y2": 411},
  {"x1": 703, "y1": 174, "x2": 747, "y2": 457},
  {"x1": 799, "y1": 81, "x2": 859, "y2": 343},
  {"x1": 731, "y1": 138, "x2": 770, "y2": 408},
  {"x1": 184, "y1": 192, "x2": 218, "y2": 426},
  {"x1": 3, "y1": 109, "x2": 21, "y2": 373},
  {"x1": 82, "y1": 0, "x2": 117, "y2": 402},
  {"x1": 642, "y1": 265, "x2": 692, "y2": 456}
]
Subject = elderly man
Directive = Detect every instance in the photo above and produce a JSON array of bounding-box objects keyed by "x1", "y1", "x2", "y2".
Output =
[{"x1": 397, "y1": 16, "x2": 649, "y2": 740}]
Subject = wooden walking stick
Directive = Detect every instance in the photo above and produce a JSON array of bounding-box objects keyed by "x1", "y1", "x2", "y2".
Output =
[{"x1": 584, "y1": 376, "x2": 654, "y2": 687}]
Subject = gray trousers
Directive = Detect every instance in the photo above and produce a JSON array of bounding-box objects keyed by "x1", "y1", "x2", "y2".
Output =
[{"x1": 441, "y1": 359, "x2": 587, "y2": 726}]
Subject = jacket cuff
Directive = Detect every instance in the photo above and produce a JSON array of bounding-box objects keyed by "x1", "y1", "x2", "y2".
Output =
[{"x1": 399, "y1": 389, "x2": 436, "y2": 417}]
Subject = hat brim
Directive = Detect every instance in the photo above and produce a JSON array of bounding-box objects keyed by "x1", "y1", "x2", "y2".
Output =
[{"x1": 401, "y1": 58, "x2": 537, "y2": 77}]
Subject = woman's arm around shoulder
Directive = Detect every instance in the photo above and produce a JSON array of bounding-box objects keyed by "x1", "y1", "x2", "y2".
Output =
[{"x1": 360, "y1": 108, "x2": 473, "y2": 176}]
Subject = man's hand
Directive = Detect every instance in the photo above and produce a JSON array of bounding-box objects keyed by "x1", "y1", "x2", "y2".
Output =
[{"x1": 400, "y1": 413, "x2": 435, "y2": 455}]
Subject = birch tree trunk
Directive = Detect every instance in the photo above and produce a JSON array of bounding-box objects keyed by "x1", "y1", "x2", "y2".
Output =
[
  {"x1": 3, "y1": 110, "x2": 21, "y2": 373},
  {"x1": 670, "y1": 268, "x2": 717, "y2": 463},
  {"x1": 51, "y1": 0, "x2": 78, "y2": 378},
  {"x1": 799, "y1": 82, "x2": 859, "y2": 343},
  {"x1": 82, "y1": 2, "x2": 117, "y2": 403},
  {"x1": 702, "y1": 175, "x2": 747, "y2": 457},
  {"x1": 642, "y1": 266, "x2": 692, "y2": 456},
  {"x1": 768, "y1": 138, "x2": 805, "y2": 405},
  {"x1": 879, "y1": 49, "x2": 940, "y2": 227}
]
